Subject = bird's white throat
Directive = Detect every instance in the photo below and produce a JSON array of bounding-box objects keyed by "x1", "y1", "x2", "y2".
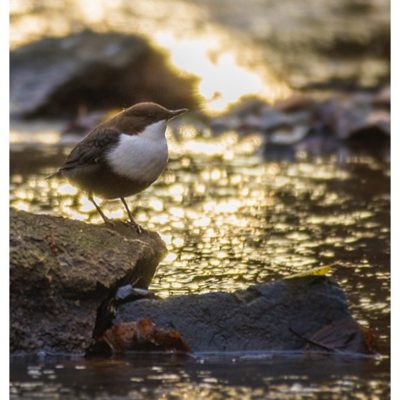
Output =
[
  {"x1": 138, "y1": 120, "x2": 167, "y2": 140},
  {"x1": 106, "y1": 120, "x2": 168, "y2": 182}
]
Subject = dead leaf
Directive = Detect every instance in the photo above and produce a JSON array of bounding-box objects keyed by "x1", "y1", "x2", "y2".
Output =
[
  {"x1": 284, "y1": 264, "x2": 334, "y2": 280},
  {"x1": 89, "y1": 319, "x2": 192, "y2": 356},
  {"x1": 291, "y1": 318, "x2": 377, "y2": 354}
]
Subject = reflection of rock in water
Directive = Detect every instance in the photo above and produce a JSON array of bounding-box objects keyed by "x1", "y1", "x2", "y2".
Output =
[{"x1": 10, "y1": 30, "x2": 198, "y2": 118}]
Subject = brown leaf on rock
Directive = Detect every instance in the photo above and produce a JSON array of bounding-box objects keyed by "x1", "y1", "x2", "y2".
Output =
[{"x1": 89, "y1": 319, "x2": 192, "y2": 356}]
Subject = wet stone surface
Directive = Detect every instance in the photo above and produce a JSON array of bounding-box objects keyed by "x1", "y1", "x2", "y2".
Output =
[
  {"x1": 112, "y1": 276, "x2": 371, "y2": 354},
  {"x1": 10, "y1": 209, "x2": 167, "y2": 353}
]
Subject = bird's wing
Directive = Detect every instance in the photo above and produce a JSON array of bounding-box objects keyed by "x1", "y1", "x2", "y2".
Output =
[{"x1": 61, "y1": 127, "x2": 121, "y2": 171}]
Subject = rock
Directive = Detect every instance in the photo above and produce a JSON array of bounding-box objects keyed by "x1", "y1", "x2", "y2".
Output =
[
  {"x1": 211, "y1": 97, "x2": 310, "y2": 136},
  {"x1": 314, "y1": 93, "x2": 390, "y2": 141},
  {"x1": 61, "y1": 109, "x2": 106, "y2": 136},
  {"x1": 10, "y1": 208, "x2": 167, "y2": 354},
  {"x1": 268, "y1": 124, "x2": 309, "y2": 145},
  {"x1": 373, "y1": 86, "x2": 390, "y2": 109},
  {"x1": 113, "y1": 276, "x2": 374, "y2": 354},
  {"x1": 274, "y1": 95, "x2": 315, "y2": 113},
  {"x1": 10, "y1": 30, "x2": 198, "y2": 118},
  {"x1": 218, "y1": 89, "x2": 390, "y2": 157}
]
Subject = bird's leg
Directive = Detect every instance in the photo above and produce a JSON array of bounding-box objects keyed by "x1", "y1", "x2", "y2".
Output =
[
  {"x1": 88, "y1": 193, "x2": 113, "y2": 226},
  {"x1": 120, "y1": 197, "x2": 143, "y2": 234}
]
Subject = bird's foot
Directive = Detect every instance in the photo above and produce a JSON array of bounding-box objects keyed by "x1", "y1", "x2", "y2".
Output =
[
  {"x1": 104, "y1": 219, "x2": 115, "y2": 228},
  {"x1": 103, "y1": 218, "x2": 115, "y2": 228},
  {"x1": 124, "y1": 220, "x2": 143, "y2": 234}
]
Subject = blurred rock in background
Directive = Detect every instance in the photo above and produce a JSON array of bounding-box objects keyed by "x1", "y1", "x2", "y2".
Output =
[
  {"x1": 10, "y1": 0, "x2": 389, "y2": 118},
  {"x1": 10, "y1": 30, "x2": 199, "y2": 118}
]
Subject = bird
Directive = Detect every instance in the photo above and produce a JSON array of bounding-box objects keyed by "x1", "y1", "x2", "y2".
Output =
[{"x1": 48, "y1": 102, "x2": 188, "y2": 232}]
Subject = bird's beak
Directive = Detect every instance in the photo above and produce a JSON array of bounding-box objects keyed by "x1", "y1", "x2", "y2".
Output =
[{"x1": 168, "y1": 108, "x2": 189, "y2": 119}]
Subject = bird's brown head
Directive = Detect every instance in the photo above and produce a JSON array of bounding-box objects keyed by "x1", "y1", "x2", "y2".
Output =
[
  {"x1": 109, "y1": 102, "x2": 188, "y2": 134},
  {"x1": 123, "y1": 102, "x2": 187, "y2": 123}
]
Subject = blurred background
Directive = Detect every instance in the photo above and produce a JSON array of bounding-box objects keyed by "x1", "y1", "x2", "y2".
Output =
[
  {"x1": 10, "y1": 0, "x2": 389, "y2": 114},
  {"x1": 10, "y1": 0, "x2": 390, "y2": 398}
]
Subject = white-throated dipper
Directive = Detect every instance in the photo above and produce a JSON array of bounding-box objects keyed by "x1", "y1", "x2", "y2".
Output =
[{"x1": 48, "y1": 102, "x2": 188, "y2": 232}]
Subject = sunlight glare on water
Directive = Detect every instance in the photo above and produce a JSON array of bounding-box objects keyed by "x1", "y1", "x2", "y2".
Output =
[
  {"x1": 154, "y1": 31, "x2": 290, "y2": 112},
  {"x1": 10, "y1": 129, "x2": 390, "y2": 354},
  {"x1": 10, "y1": 126, "x2": 390, "y2": 396}
]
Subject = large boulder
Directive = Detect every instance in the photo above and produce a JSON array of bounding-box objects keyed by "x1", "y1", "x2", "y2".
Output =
[
  {"x1": 10, "y1": 30, "x2": 198, "y2": 118},
  {"x1": 10, "y1": 209, "x2": 167, "y2": 353},
  {"x1": 111, "y1": 276, "x2": 373, "y2": 354}
]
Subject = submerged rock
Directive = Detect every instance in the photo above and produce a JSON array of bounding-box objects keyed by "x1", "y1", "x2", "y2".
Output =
[
  {"x1": 112, "y1": 276, "x2": 374, "y2": 354},
  {"x1": 10, "y1": 209, "x2": 167, "y2": 353},
  {"x1": 10, "y1": 30, "x2": 198, "y2": 118}
]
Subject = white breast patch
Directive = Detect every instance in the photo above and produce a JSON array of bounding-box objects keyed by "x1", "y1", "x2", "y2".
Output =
[{"x1": 106, "y1": 121, "x2": 168, "y2": 183}]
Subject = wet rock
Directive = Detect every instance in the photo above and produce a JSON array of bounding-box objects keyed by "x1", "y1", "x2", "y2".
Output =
[
  {"x1": 212, "y1": 97, "x2": 310, "y2": 137},
  {"x1": 214, "y1": 89, "x2": 390, "y2": 158},
  {"x1": 10, "y1": 30, "x2": 198, "y2": 118},
  {"x1": 373, "y1": 86, "x2": 390, "y2": 109},
  {"x1": 314, "y1": 93, "x2": 390, "y2": 141},
  {"x1": 268, "y1": 124, "x2": 309, "y2": 145},
  {"x1": 275, "y1": 95, "x2": 315, "y2": 113},
  {"x1": 10, "y1": 208, "x2": 167, "y2": 354},
  {"x1": 61, "y1": 109, "x2": 106, "y2": 136},
  {"x1": 114, "y1": 276, "x2": 374, "y2": 354}
]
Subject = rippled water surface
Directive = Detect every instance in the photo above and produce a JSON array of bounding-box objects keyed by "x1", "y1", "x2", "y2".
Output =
[
  {"x1": 10, "y1": 123, "x2": 389, "y2": 398},
  {"x1": 11, "y1": 352, "x2": 389, "y2": 399}
]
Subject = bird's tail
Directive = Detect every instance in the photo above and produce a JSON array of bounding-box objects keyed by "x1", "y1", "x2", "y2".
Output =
[{"x1": 45, "y1": 169, "x2": 62, "y2": 180}]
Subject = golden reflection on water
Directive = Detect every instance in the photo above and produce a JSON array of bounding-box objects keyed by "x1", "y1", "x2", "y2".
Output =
[
  {"x1": 10, "y1": 124, "x2": 390, "y2": 356},
  {"x1": 10, "y1": 353, "x2": 390, "y2": 399},
  {"x1": 10, "y1": 0, "x2": 291, "y2": 113},
  {"x1": 10, "y1": 131, "x2": 389, "y2": 324}
]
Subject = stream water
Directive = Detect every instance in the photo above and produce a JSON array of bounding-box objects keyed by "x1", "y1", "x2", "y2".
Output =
[{"x1": 10, "y1": 126, "x2": 389, "y2": 399}]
